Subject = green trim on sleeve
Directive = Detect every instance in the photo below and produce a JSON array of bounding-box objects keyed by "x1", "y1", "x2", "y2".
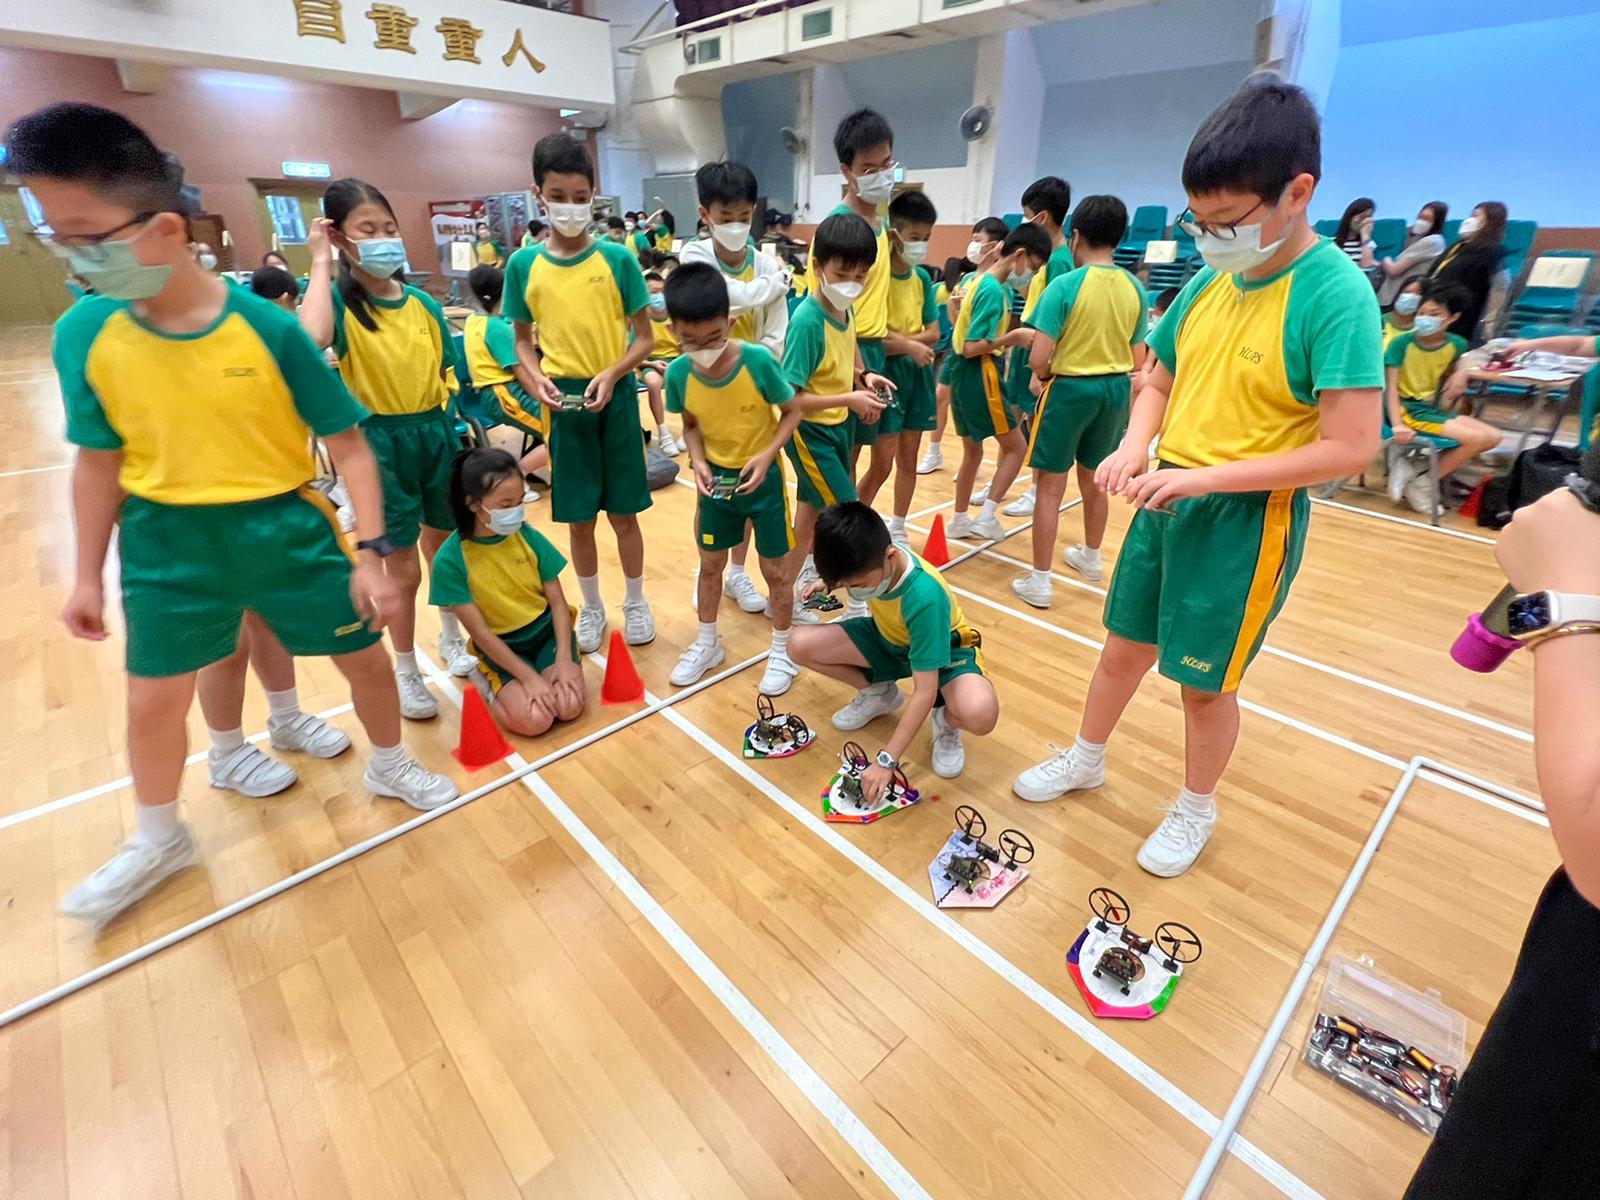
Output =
[
  {"x1": 52, "y1": 297, "x2": 125, "y2": 451},
  {"x1": 521, "y1": 525, "x2": 569, "y2": 580},
  {"x1": 485, "y1": 314, "x2": 519, "y2": 369},
  {"x1": 502, "y1": 246, "x2": 539, "y2": 324},
  {"x1": 664, "y1": 355, "x2": 690, "y2": 413},
  {"x1": 599, "y1": 240, "x2": 650, "y2": 316},
  {"x1": 781, "y1": 300, "x2": 826, "y2": 391},
  {"x1": 743, "y1": 342, "x2": 795, "y2": 404},
  {"x1": 427, "y1": 534, "x2": 473, "y2": 607},
  {"x1": 1030, "y1": 270, "x2": 1085, "y2": 342},
  {"x1": 918, "y1": 270, "x2": 938, "y2": 325},
  {"x1": 1145, "y1": 266, "x2": 1215, "y2": 375},
  {"x1": 238, "y1": 291, "x2": 368, "y2": 437},
  {"x1": 900, "y1": 575, "x2": 954, "y2": 672}
]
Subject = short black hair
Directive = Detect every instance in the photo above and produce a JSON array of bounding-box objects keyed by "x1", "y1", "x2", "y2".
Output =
[
  {"x1": 971, "y1": 216, "x2": 1009, "y2": 242},
  {"x1": 1182, "y1": 80, "x2": 1321, "y2": 203},
  {"x1": 644, "y1": 270, "x2": 664, "y2": 284},
  {"x1": 606, "y1": 216, "x2": 626, "y2": 231},
  {"x1": 4, "y1": 102, "x2": 185, "y2": 213},
  {"x1": 249, "y1": 266, "x2": 298, "y2": 302},
  {"x1": 696, "y1": 160, "x2": 759, "y2": 208},
  {"x1": 1020, "y1": 176, "x2": 1071, "y2": 227},
  {"x1": 1002, "y1": 223, "x2": 1051, "y2": 261},
  {"x1": 1070, "y1": 195, "x2": 1128, "y2": 249},
  {"x1": 447, "y1": 447, "x2": 522, "y2": 537},
  {"x1": 658, "y1": 209, "x2": 676, "y2": 234},
  {"x1": 811, "y1": 211, "x2": 878, "y2": 271},
  {"x1": 814, "y1": 502, "x2": 892, "y2": 587},
  {"x1": 888, "y1": 189, "x2": 937, "y2": 228},
  {"x1": 1421, "y1": 279, "x2": 1471, "y2": 316},
  {"x1": 663, "y1": 261, "x2": 729, "y2": 323},
  {"x1": 656, "y1": 253, "x2": 680, "y2": 271},
  {"x1": 833, "y1": 108, "x2": 894, "y2": 167},
  {"x1": 1154, "y1": 286, "x2": 1180, "y2": 313},
  {"x1": 526, "y1": 217, "x2": 547, "y2": 238},
  {"x1": 468, "y1": 263, "x2": 504, "y2": 311},
  {"x1": 532, "y1": 132, "x2": 594, "y2": 186}
]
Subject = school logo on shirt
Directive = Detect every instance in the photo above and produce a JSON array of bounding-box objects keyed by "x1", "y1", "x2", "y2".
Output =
[
  {"x1": 222, "y1": 366, "x2": 259, "y2": 378},
  {"x1": 1236, "y1": 345, "x2": 1265, "y2": 365}
]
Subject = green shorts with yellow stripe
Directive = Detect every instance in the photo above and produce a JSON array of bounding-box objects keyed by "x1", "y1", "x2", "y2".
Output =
[
  {"x1": 1026, "y1": 374, "x2": 1131, "y2": 474},
  {"x1": 119, "y1": 488, "x2": 382, "y2": 678},
  {"x1": 880, "y1": 353, "x2": 937, "y2": 436},
  {"x1": 473, "y1": 609, "x2": 578, "y2": 694},
  {"x1": 699, "y1": 462, "x2": 796, "y2": 559},
  {"x1": 547, "y1": 375, "x2": 652, "y2": 524},
  {"x1": 1102, "y1": 470, "x2": 1308, "y2": 694},
  {"x1": 947, "y1": 354, "x2": 1017, "y2": 442},
  {"x1": 1004, "y1": 343, "x2": 1038, "y2": 416},
  {"x1": 363, "y1": 408, "x2": 459, "y2": 547},
  {"x1": 484, "y1": 379, "x2": 548, "y2": 444},
  {"x1": 840, "y1": 618, "x2": 987, "y2": 692},
  {"x1": 785, "y1": 419, "x2": 857, "y2": 509},
  {"x1": 1400, "y1": 399, "x2": 1459, "y2": 446},
  {"x1": 850, "y1": 338, "x2": 889, "y2": 447}
]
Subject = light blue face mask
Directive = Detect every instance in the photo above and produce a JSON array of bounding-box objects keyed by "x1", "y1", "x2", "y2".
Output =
[
  {"x1": 648, "y1": 293, "x2": 667, "y2": 312},
  {"x1": 846, "y1": 578, "x2": 892, "y2": 602},
  {"x1": 485, "y1": 505, "x2": 525, "y2": 535},
  {"x1": 1393, "y1": 293, "x2": 1421, "y2": 316},
  {"x1": 1008, "y1": 268, "x2": 1036, "y2": 290},
  {"x1": 354, "y1": 237, "x2": 407, "y2": 275},
  {"x1": 58, "y1": 239, "x2": 172, "y2": 301},
  {"x1": 1413, "y1": 314, "x2": 1445, "y2": 337}
]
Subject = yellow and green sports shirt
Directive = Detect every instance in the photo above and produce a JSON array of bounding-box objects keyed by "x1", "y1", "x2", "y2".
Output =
[
  {"x1": 1147, "y1": 238, "x2": 1383, "y2": 469},
  {"x1": 463, "y1": 312, "x2": 517, "y2": 388},
  {"x1": 952, "y1": 273, "x2": 1010, "y2": 357},
  {"x1": 502, "y1": 239, "x2": 649, "y2": 380},
  {"x1": 428, "y1": 523, "x2": 569, "y2": 634},
  {"x1": 805, "y1": 202, "x2": 891, "y2": 339},
  {"x1": 649, "y1": 311, "x2": 680, "y2": 358},
  {"x1": 1021, "y1": 242, "x2": 1076, "y2": 322},
  {"x1": 708, "y1": 241, "x2": 760, "y2": 344},
  {"x1": 1385, "y1": 331, "x2": 1468, "y2": 401},
  {"x1": 869, "y1": 550, "x2": 982, "y2": 671},
  {"x1": 1381, "y1": 312, "x2": 1412, "y2": 351},
  {"x1": 664, "y1": 342, "x2": 794, "y2": 470},
  {"x1": 55, "y1": 289, "x2": 366, "y2": 505},
  {"x1": 330, "y1": 284, "x2": 455, "y2": 417},
  {"x1": 1030, "y1": 264, "x2": 1148, "y2": 376},
  {"x1": 474, "y1": 239, "x2": 504, "y2": 266},
  {"x1": 886, "y1": 267, "x2": 938, "y2": 340},
  {"x1": 782, "y1": 294, "x2": 856, "y2": 426}
]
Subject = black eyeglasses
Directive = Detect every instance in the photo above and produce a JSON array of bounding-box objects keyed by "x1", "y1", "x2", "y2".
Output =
[
  {"x1": 1176, "y1": 198, "x2": 1270, "y2": 242},
  {"x1": 36, "y1": 212, "x2": 158, "y2": 262}
]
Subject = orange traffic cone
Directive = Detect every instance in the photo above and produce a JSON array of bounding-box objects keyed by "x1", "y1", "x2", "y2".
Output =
[
  {"x1": 453, "y1": 685, "x2": 514, "y2": 770},
  {"x1": 1459, "y1": 477, "x2": 1486, "y2": 520},
  {"x1": 601, "y1": 629, "x2": 645, "y2": 705},
  {"x1": 923, "y1": 513, "x2": 951, "y2": 567}
]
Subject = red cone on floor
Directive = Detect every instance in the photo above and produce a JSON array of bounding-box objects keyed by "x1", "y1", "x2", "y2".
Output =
[
  {"x1": 1459, "y1": 478, "x2": 1487, "y2": 520},
  {"x1": 601, "y1": 629, "x2": 645, "y2": 705},
  {"x1": 452, "y1": 685, "x2": 514, "y2": 770},
  {"x1": 923, "y1": 513, "x2": 951, "y2": 567}
]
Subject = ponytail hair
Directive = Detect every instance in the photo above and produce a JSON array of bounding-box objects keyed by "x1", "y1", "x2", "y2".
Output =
[
  {"x1": 323, "y1": 177, "x2": 399, "y2": 333},
  {"x1": 447, "y1": 446, "x2": 522, "y2": 537},
  {"x1": 467, "y1": 263, "x2": 504, "y2": 313}
]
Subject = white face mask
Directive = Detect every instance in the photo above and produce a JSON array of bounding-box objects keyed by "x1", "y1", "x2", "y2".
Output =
[
  {"x1": 686, "y1": 342, "x2": 728, "y2": 369},
  {"x1": 625, "y1": 220, "x2": 636, "y2": 231},
  {"x1": 545, "y1": 202, "x2": 591, "y2": 238},
  {"x1": 1193, "y1": 190, "x2": 1290, "y2": 275},
  {"x1": 710, "y1": 221, "x2": 750, "y2": 252},
  {"x1": 1410, "y1": 218, "x2": 1431, "y2": 236},
  {"x1": 484, "y1": 504, "x2": 525, "y2": 535},
  {"x1": 965, "y1": 240, "x2": 988, "y2": 263},
  {"x1": 854, "y1": 168, "x2": 895, "y2": 205},
  {"x1": 901, "y1": 240, "x2": 929, "y2": 265},
  {"x1": 1459, "y1": 216, "x2": 1482, "y2": 237},
  {"x1": 819, "y1": 275, "x2": 864, "y2": 309}
]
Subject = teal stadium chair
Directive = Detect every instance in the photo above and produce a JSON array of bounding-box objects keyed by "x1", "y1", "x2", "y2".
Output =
[
  {"x1": 1442, "y1": 218, "x2": 1462, "y2": 245},
  {"x1": 1313, "y1": 219, "x2": 1340, "y2": 239},
  {"x1": 1371, "y1": 218, "x2": 1407, "y2": 262},
  {"x1": 1501, "y1": 219, "x2": 1538, "y2": 282},
  {"x1": 448, "y1": 331, "x2": 492, "y2": 446},
  {"x1": 1113, "y1": 205, "x2": 1167, "y2": 271},
  {"x1": 1508, "y1": 251, "x2": 1597, "y2": 328}
]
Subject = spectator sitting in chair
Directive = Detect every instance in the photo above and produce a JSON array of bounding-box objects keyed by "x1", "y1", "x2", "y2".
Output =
[
  {"x1": 1386, "y1": 281, "x2": 1500, "y2": 513},
  {"x1": 1377, "y1": 200, "x2": 1448, "y2": 308},
  {"x1": 1426, "y1": 201, "x2": 1507, "y2": 345},
  {"x1": 1334, "y1": 197, "x2": 1377, "y2": 275}
]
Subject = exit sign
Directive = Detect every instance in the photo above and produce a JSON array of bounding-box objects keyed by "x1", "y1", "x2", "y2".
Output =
[{"x1": 282, "y1": 161, "x2": 331, "y2": 179}]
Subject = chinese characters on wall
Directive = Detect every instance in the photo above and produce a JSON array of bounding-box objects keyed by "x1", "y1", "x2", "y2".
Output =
[{"x1": 291, "y1": 0, "x2": 545, "y2": 72}]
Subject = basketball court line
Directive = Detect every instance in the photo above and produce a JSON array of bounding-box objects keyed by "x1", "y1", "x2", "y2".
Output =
[
  {"x1": 1309, "y1": 496, "x2": 1497, "y2": 545},
  {"x1": 0, "y1": 462, "x2": 71, "y2": 479}
]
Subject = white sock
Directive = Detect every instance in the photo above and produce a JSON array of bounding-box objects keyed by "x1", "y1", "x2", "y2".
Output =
[
  {"x1": 1030, "y1": 569, "x2": 1051, "y2": 587},
  {"x1": 888, "y1": 516, "x2": 906, "y2": 540},
  {"x1": 265, "y1": 687, "x2": 300, "y2": 720},
  {"x1": 953, "y1": 506, "x2": 969, "y2": 518},
  {"x1": 695, "y1": 621, "x2": 719, "y2": 648},
  {"x1": 771, "y1": 627, "x2": 791, "y2": 654},
  {"x1": 394, "y1": 650, "x2": 419, "y2": 675},
  {"x1": 725, "y1": 563, "x2": 748, "y2": 581},
  {"x1": 578, "y1": 574, "x2": 603, "y2": 608},
  {"x1": 1178, "y1": 785, "x2": 1217, "y2": 820},
  {"x1": 624, "y1": 574, "x2": 645, "y2": 604},
  {"x1": 657, "y1": 423, "x2": 671, "y2": 438},
  {"x1": 1080, "y1": 545, "x2": 1103, "y2": 566},
  {"x1": 369, "y1": 742, "x2": 406, "y2": 774},
  {"x1": 208, "y1": 726, "x2": 245, "y2": 755},
  {"x1": 1073, "y1": 734, "x2": 1107, "y2": 766},
  {"x1": 1025, "y1": 483, "x2": 1037, "y2": 498},
  {"x1": 980, "y1": 499, "x2": 998, "y2": 521},
  {"x1": 439, "y1": 610, "x2": 462, "y2": 641},
  {"x1": 134, "y1": 800, "x2": 181, "y2": 846}
]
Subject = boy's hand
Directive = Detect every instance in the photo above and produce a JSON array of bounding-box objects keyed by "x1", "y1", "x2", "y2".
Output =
[
  {"x1": 644, "y1": 359, "x2": 669, "y2": 374},
  {"x1": 518, "y1": 671, "x2": 557, "y2": 723},
  {"x1": 1029, "y1": 374, "x2": 1044, "y2": 398},
  {"x1": 693, "y1": 459, "x2": 716, "y2": 497},
  {"x1": 862, "y1": 371, "x2": 895, "y2": 397},
  {"x1": 527, "y1": 371, "x2": 565, "y2": 409},
  {"x1": 906, "y1": 341, "x2": 935, "y2": 368},
  {"x1": 551, "y1": 658, "x2": 585, "y2": 709},
  {"x1": 1392, "y1": 425, "x2": 1416, "y2": 444},
  {"x1": 1094, "y1": 442, "x2": 1153, "y2": 495},
  {"x1": 351, "y1": 559, "x2": 402, "y2": 631},
  {"x1": 307, "y1": 217, "x2": 334, "y2": 267},
  {"x1": 1123, "y1": 465, "x2": 1217, "y2": 511},
  {"x1": 1441, "y1": 366, "x2": 1470, "y2": 404},
  {"x1": 1496, "y1": 487, "x2": 1600, "y2": 595},
  {"x1": 1000, "y1": 327, "x2": 1034, "y2": 350},
  {"x1": 583, "y1": 369, "x2": 617, "y2": 413},
  {"x1": 798, "y1": 576, "x2": 827, "y2": 604},
  {"x1": 737, "y1": 454, "x2": 772, "y2": 494},
  {"x1": 860, "y1": 763, "x2": 894, "y2": 806},
  {"x1": 62, "y1": 581, "x2": 107, "y2": 641},
  {"x1": 846, "y1": 389, "x2": 889, "y2": 422}
]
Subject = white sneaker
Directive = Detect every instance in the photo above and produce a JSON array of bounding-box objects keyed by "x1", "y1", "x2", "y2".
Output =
[
  {"x1": 832, "y1": 681, "x2": 904, "y2": 731},
  {"x1": 655, "y1": 428, "x2": 673, "y2": 455},
  {"x1": 1003, "y1": 487, "x2": 1037, "y2": 517},
  {"x1": 1404, "y1": 472, "x2": 1437, "y2": 515},
  {"x1": 968, "y1": 512, "x2": 1005, "y2": 542},
  {"x1": 622, "y1": 598, "x2": 656, "y2": 646},
  {"x1": 396, "y1": 670, "x2": 438, "y2": 720},
  {"x1": 575, "y1": 604, "x2": 608, "y2": 654},
  {"x1": 843, "y1": 599, "x2": 870, "y2": 621},
  {"x1": 947, "y1": 513, "x2": 975, "y2": 539},
  {"x1": 267, "y1": 711, "x2": 352, "y2": 759},
  {"x1": 929, "y1": 706, "x2": 965, "y2": 778},
  {"x1": 1388, "y1": 454, "x2": 1416, "y2": 502},
  {"x1": 208, "y1": 744, "x2": 298, "y2": 797},
  {"x1": 758, "y1": 648, "x2": 799, "y2": 696},
  {"x1": 522, "y1": 486, "x2": 541, "y2": 504},
  {"x1": 723, "y1": 570, "x2": 767, "y2": 614},
  {"x1": 916, "y1": 444, "x2": 943, "y2": 474},
  {"x1": 1137, "y1": 803, "x2": 1216, "y2": 877},
  {"x1": 1013, "y1": 744, "x2": 1106, "y2": 803},
  {"x1": 1011, "y1": 573, "x2": 1053, "y2": 609},
  {"x1": 1063, "y1": 544, "x2": 1104, "y2": 582},
  {"x1": 61, "y1": 826, "x2": 198, "y2": 923},
  {"x1": 364, "y1": 756, "x2": 459, "y2": 812},
  {"x1": 670, "y1": 639, "x2": 725, "y2": 686},
  {"x1": 439, "y1": 632, "x2": 477, "y2": 678},
  {"x1": 971, "y1": 483, "x2": 991, "y2": 505},
  {"x1": 673, "y1": 435, "x2": 689, "y2": 456}
]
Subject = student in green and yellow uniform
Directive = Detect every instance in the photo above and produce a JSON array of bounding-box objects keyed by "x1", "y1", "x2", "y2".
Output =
[
  {"x1": 1013, "y1": 195, "x2": 1148, "y2": 609},
  {"x1": 791, "y1": 502, "x2": 999, "y2": 790},
  {"x1": 1013, "y1": 82, "x2": 1383, "y2": 880},
  {"x1": 519, "y1": 218, "x2": 547, "y2": 250},
  {"x1": 463, "y1": 264, "x2": 550, "y2": 489},
  {"x1": 1383, "y1": 278, "x2": 1422, "y2": 350},
  {"x1": 630, "y1": 208, "x2": 675, "y2": 257},
  {"x1": 945, "y1": 222, "x2": 1051, "y2": 543},
  {"x1": 10, "y1": 103, "x2": 459, "y2": 924},
  {"x1": 922, "y1": 219, "x2": 1008, "y2": 477},
  {"x1": 300, "y1": 179, "x2": 471, "y2": 721},
  {"x1": 805, "y1": 109, "x2": 897, "y2": 474},
  {"x1": 662, "y1": 263, "x2": 805, "y2": 696},
  {"x1": 640, "y1": 269, "x2": 687, "y2": 456},
  {"x1": 429, "y1": 448, "x2": 586, "y2": 737},
  {"x1": 782, "y1": 212, "x2": 893, "y2": 621},
  {"x1": 1384, "y1": 280, "x2": 1499, "y2": 513},
  {"x1": 858, "y1": 190, "x2": 940, "y2": 544},
  {"x1": 473, "y1": 220, "x2": 504, "y2": 267},
  {"x1": 505, "y1": 134, "x2": 657, "y2": 656}
]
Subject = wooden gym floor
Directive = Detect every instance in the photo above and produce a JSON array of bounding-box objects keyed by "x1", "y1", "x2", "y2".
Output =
[{"x1": 0, "y1": 324, "x2": 1556, "y2": 1199}]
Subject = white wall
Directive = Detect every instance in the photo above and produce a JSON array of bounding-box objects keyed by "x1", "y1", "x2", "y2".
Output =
[
  {"x1": 989, "y1": 29, "x2": 1045, "y2": 215},
  {"x1": 591, "y1": 0, "x2": 663, "y2": 208}
]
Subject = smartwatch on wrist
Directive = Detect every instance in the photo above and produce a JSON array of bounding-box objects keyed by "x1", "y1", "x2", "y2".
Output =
[
  {"x1": 356, "y1": 535, "x2": 398, "y2": 558},
  {"x1": 1504, "y1": 591, "x2": 1600, "y2": 642},
  {"x1": 875, "y1": 750, "x2": 898, "y2": 771}
]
